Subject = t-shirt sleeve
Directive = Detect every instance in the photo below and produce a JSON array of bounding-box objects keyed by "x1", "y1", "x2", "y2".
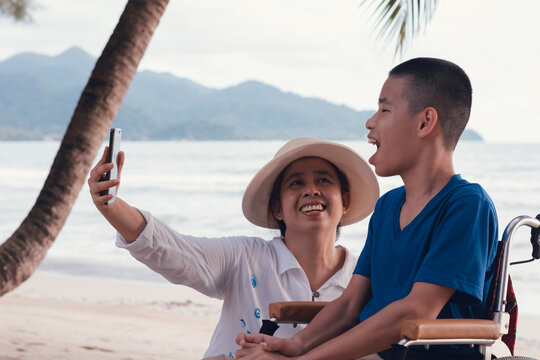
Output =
[
  {"x1": 354, "y1": 218, "x2": 374, "y2": 278},
  {"x1": 414, "y1": 192, "x2": 497, "y2": 305},
  {"x1": 116, "y1": 209, "x2": 248, "y2": 299}
]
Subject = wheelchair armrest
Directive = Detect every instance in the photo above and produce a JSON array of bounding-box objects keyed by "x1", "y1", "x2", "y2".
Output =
[
  {"x1": 269, "y1": 301, "x2": 329, "y2": 323},
  {"x1": 400, "y1": 319, "x2": 500, "y2": 340}
]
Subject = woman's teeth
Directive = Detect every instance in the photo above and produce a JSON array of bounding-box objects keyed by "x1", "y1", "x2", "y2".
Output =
[{"x1": 301, "y1": 204, "x2": 325, "y2": 213}]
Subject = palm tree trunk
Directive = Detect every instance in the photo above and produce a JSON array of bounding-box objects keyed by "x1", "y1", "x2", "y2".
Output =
[{"x1": 0, "y1": 0, "x2": 170, "y2": 296}]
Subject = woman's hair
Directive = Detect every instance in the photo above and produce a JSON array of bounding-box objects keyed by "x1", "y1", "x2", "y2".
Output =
[{"x1": 267, "y1": 158, "x2": 350, "y2": 240}]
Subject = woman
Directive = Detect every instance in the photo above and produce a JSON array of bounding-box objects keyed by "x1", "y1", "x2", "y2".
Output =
[{"x1": 88, "y1": 137, "x2": 379, "y2": 358}]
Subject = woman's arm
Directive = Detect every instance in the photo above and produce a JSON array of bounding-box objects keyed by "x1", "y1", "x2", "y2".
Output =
[{"x1": 88, "y1": 147, "x2": 146, "y2": 243}]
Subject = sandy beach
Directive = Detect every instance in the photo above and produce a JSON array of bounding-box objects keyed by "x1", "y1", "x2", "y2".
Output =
[
  {"x1": 1, "y1": 272, "x2": 538, "y2": 359},
  {"x1": 0, "y1": 272, "x2": 221, "y2": 360}
]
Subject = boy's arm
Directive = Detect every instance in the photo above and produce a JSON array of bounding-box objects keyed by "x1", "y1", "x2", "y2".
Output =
[
  {"x1": 236, "y1": 274, "x2": 372, "y2": 358},
  {"x1": 301, "y1": 281, "x2": 455, "y2": 360},
  {"x1": 293, "y1": 274, "x2": 371, "y2": 353}
]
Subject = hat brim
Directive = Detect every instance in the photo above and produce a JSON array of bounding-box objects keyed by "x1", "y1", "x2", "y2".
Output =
[{"x1": 242, "y1": 139, "x2": 379, "y2": 229}]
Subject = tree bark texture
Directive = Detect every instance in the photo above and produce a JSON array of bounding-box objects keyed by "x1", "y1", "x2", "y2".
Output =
[{"x1": 0, "y1": 0, "x2": 170, "y2": 296}]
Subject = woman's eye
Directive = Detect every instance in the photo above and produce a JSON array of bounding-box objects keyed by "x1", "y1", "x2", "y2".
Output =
[{"x1": 318, "y1": 178, "x2": 331, "y2": 183}]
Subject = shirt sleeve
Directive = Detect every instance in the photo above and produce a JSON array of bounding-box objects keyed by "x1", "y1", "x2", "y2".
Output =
[
  {"x1": 414, "y1": 191, "x2": 497, "y2": 305},
  {"x1": 354, "y1": 218, "x2": 374, "y2": 278},
  {"x1": 116, "y1": 209, "x2": 249, "y2": 299}
]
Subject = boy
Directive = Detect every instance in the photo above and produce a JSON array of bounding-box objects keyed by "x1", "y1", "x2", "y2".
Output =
[{"x1": 235, "y1": 58, "x2": 498, "y2": 359}]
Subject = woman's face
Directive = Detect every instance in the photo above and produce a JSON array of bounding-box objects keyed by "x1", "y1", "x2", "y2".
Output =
[{"x1": 273, "y1": 157, "x2": 350, "y2": 236}]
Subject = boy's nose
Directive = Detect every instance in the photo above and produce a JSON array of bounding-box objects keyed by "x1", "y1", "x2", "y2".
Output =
[{"x1": 365, "y1": 115, "x2": 375, "y2": 130}]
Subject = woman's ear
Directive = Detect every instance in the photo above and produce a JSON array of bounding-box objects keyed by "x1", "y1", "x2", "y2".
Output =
[
  {"x1": 418, "y1": 107, "x2": 438, "y2": 138},
  {"x1": 272, "y1": 201, "x2": 283, "y2": 221},
  {"x1": 341, "y1": 191, "x2": 351, "y2": 215}
]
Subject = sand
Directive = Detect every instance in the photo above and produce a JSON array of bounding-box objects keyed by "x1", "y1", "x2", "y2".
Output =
[
  {"x1": 0, "y1": 272, "x2": 221, "y2": 360},
  {"x1": 0, "y1": 272, "x2": 538, "y2": 359}
]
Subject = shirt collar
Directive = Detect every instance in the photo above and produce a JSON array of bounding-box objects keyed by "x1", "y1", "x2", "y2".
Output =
[
  {"x1": 271, "y1": 237, "x2": 303, "y2": 275},
  {"x1": 319, "y1": 245, "x2": 355, "y2": 290},
  {"x1": 271, "y1": 237, "x2": 355, "y2": 290}
]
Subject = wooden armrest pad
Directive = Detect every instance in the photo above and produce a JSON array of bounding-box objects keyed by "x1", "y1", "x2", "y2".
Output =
[
  {"x1": 401, "y1": 319, "x2": 500, "y2": 340},
  {"x1": 269, "y1": 301, "x2": 329, "y2": 322}
]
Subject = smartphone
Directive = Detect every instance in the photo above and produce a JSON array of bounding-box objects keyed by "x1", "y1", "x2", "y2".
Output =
[{"x1": 99, "y1": 128, "x2": 122, "y2": 205}]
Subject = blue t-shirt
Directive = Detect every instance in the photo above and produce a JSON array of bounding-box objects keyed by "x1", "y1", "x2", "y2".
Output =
[{"x1": 354, "y1": 174, "x2": 498, "y2": 323}]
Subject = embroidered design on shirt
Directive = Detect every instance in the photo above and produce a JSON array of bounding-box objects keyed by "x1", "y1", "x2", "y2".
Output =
[
  {"x1": 254, "y1": 307, "x2": 261, "y2": 319},
  {"x1": 250, "y1": 273, "x2": 258, "y2": 288},
  {"x1": 239, "y1": 318, "x2": 246, "y2": 329}
]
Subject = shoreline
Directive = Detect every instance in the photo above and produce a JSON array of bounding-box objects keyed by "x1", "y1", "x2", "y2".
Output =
[{"x1": 1, "y1": 271, "x2": 538, "y2": 359}]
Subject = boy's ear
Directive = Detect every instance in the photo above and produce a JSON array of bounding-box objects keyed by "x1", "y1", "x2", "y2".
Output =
[
  {"x1": 341, "y1": 191, "x2": 351, "y2": 215},
  {"x1": 418, "y1": 107, "x2": 438, "y2": 138}
]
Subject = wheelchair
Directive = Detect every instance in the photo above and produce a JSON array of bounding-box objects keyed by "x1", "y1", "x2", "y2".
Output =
[{"x1": 261, "y1": 214, "x2": 540, "y2": 359}]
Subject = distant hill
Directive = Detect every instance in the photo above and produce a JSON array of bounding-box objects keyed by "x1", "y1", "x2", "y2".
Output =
[{"x1": 0, "y1": 47, "x2": 483, "y2": 141}]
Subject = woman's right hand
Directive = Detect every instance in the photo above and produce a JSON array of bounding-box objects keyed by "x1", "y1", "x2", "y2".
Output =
[
  {"x1": 88, "y1": 146, "x2": 125, "y2": 214},
  {"x1": 88, "y1": 148, "x2": 146, "y2": 243}
]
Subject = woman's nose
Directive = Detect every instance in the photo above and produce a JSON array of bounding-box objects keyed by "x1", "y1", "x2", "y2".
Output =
[{"x1": 303, "y1": 182, "x2": 321, "y2": 197}]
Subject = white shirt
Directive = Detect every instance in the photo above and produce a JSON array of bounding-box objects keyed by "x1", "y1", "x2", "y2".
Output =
[{"x1": 116, "y1": 209, "x2": 357, "y2": 358}]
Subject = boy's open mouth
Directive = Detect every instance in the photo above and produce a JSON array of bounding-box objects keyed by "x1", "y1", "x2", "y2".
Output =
[{"x1": 368, "y1": 138, "x2": 380, "y2": 148}]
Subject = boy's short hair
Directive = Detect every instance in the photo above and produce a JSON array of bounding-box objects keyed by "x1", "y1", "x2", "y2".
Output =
[{"x1": 389, "y1": 57, "x2": 472, "y2": 150}]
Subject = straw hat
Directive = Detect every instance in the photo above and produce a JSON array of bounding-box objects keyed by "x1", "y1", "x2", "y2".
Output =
[{"x1": 242, "y1": 137, "x2": 379, "y2": 229}]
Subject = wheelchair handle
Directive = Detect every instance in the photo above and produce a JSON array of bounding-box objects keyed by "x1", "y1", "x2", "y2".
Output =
[
  {"x1": 531, "y1": 214, "x2": 540, "y2": 260},
  {"x1": 496, "y1": 215, "x2": 540, "y2": 312}
]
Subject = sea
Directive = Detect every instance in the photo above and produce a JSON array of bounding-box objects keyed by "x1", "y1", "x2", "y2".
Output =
[{"x1": 1, "y1": 140, "x2": 540, "y2": 314}]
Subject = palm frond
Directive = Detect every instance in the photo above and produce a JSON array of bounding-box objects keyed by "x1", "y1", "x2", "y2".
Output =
[
  {"x1": 0, "y1": 0, "x2": 32, "y2": 21},
  {"x1": 360, "y1": 0, "x2": 439, "y2": 58}
]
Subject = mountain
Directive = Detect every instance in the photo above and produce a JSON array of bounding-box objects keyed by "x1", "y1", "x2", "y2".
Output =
[{"x1": 0, "y1": 47, "x2": 483, "y2": 141}]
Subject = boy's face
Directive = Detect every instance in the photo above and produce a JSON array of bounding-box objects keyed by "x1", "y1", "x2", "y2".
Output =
[
  {"x1": 365, "y1": 76, "x2": 420, "y2": 177},
  {"x1": 274, "y1": 157, "x2": 349, "y2": 236}
]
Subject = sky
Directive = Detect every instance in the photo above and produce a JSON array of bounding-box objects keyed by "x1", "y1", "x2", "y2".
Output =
[{"x1": 1, "y1": 0, "x2": 539, "y2": 143}]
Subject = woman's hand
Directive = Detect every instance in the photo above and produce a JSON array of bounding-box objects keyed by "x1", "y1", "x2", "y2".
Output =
[
  {"x1": 235, "y1": 333, "x2": 305, "y2": 359},
  {"x1": 87, "y1": 147, "x2": 146, "y2": 242},
  {"x1": 88, "y1": 146, "x2": 125, "y2": 214}
]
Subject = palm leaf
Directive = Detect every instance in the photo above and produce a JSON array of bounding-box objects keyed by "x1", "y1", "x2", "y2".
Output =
[
  {"x1": 360, "y1": 0, "x2": 439, "y2": 58},
  {"x1": 0, "y1": 0, "x2": 32, "y2": 21}
]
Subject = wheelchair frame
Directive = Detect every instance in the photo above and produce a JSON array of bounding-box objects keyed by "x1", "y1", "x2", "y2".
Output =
[{"x1": 396, "y1": 215, "x2": 540, "y2": 360}]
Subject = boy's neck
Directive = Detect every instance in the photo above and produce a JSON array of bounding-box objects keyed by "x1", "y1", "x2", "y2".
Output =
[{"x1": 399, "y1": 151, "x2": 455, "y2": 229}]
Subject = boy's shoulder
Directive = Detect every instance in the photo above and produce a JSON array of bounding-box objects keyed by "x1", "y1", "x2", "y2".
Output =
[
  {"x1": 376, "y1": 175, "x2": 494, "y2": 211},
  {"x1": 445, "y1": 175, "x2": 493, "y2": 203}
]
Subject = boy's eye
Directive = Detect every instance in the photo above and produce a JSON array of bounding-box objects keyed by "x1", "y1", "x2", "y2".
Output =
[{"x1": 318, "y1": 178, "x2": 331, "y2": 183}]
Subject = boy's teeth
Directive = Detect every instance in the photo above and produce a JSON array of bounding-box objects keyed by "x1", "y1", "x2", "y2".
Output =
[
  {"x1": 301, "y1": 204, "x2": 324, "y2": 212},
  {"x1": 368, "y1": 139, "x2": 377, "y2": 145}
]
